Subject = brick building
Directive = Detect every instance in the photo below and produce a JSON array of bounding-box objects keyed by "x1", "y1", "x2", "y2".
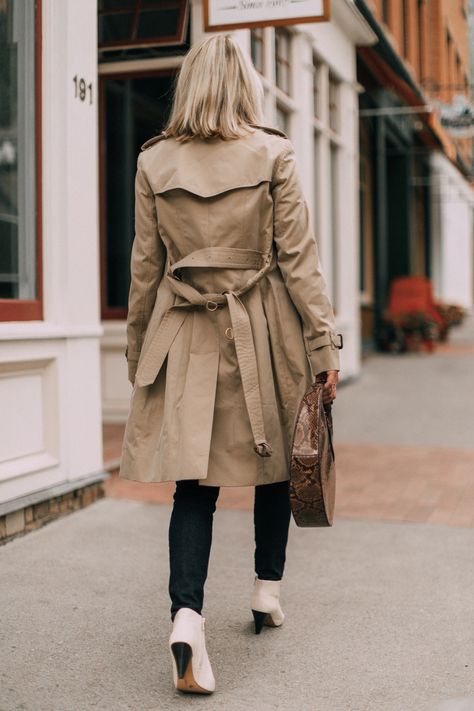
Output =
[
  {"x1": 355, "y1": 0, "x2": 473, "y2": 350},
  {"x1": 371, "y1": 0, "x2": 471, "y2": 169}
]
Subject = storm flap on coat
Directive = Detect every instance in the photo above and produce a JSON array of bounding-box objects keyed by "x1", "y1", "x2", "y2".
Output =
[{"x1": 119, "y1": 125, "x2": 343, "y2": 487}]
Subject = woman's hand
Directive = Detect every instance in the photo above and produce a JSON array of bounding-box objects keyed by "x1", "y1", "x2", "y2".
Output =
[{"x1": 320, "y1": 369, "x2": 339, "y2": 405}]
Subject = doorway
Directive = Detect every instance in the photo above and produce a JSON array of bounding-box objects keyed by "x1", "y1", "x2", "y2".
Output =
[{"x1": 99, "y1": 70, "x2": 177, "y2": 319}]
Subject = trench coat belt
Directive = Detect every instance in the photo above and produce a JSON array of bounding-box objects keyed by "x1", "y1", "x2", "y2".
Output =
[{"x1": 134, "y1": 246, "x2": 275, "y2": 458}]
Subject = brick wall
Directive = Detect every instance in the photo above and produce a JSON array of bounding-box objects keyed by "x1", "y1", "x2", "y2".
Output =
[{"x1": 370, "y1": 0, "x2": 472, "y2": 168}]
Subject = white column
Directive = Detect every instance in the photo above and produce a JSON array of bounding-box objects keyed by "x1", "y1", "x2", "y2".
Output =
[
  {"x1": 335, "y1": 77, "x2": 362, "y2": 377},
  {"x1": 0, "y1": 0, "x2": 104, "y2": 506}
]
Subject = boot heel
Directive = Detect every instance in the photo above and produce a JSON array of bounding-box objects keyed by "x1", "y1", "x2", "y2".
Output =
[
  {"x1": 252, "y1": 609, "x2": 268, "y2": 635},
  {"x1": 171, "y1": 642, "x2": 192, "y2": 679}
]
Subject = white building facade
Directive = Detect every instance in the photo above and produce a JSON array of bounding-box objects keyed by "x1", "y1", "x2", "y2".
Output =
[
  {"x1": 431, "y1": 152, "x2": 474, "y2": 309},
  {"x1": 0, "y1": 0, "x2": 373, "y2": 519},
  {"x1": 0, "y1": 0, "x2": 104, "y2": 524}
]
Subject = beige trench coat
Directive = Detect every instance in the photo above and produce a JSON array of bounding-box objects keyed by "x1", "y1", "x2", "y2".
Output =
[{"x1": 119, "y1": 124, "x2": 343, "y2": 487}]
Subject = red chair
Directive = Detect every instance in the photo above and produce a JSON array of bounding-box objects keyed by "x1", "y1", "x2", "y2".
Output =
[{"x1": 385, "y1": 276, "x2": 448, "y2": 351}]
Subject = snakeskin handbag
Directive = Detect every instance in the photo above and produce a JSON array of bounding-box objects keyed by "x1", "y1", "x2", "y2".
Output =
[{"x1": 289, "y1": 372, "x2": 336, "y2": 527}]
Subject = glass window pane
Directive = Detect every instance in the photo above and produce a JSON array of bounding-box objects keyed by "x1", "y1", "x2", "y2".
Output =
[
  {"x1": 276, "y1": 104, "x2": 289, "y2": 134},
  {"x1": 250, "y1": 28, "x2": 264, "y2": 74},
  {"x1": 98, "y1": 0, "x2": 135, "y2": 10},
  {"x1": 103, "y1": 73, "x2": 175, "y2": 311},
  {"x1": 98, "y1": 12, "x2": 134, "y2": 44},
  {"x1": 275, "y1": 28, "x2": 291, "y2": 95},
  {"x1": 0, "y1": 1, "x2": 36, "y2": 301},
  {"x1": 137, "y1": 8, "x2": 180, "y2": 40},
  {"x1": 313, "y1": 58, "x2": 321, "y2": 118},
  {"x1": 329, "y1": 75, "x2": 340, "y2": 133}
]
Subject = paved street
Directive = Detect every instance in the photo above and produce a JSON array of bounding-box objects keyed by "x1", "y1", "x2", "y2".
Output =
[{"x1": 1, "y1": 315, "x2": 474, "y2": 711}]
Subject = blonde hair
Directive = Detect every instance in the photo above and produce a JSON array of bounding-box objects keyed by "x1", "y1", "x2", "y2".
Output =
[{"x1": 164, "y1": 34, "x2": 264, "y2": 142}]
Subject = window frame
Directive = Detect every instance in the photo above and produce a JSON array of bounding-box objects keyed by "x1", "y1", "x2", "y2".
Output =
[
  {"x1": 250, "y1": 27, "x2": 265, "y2": 75},
  {"x1": 0, "y1": 0, "x2": 43, "y2": 322},
  {"x1": 274, "y1": 27, "x2": 292, "y2": 96},
  {"x1": 98, "y1": 0, "x2": 189, "y2": 51}
]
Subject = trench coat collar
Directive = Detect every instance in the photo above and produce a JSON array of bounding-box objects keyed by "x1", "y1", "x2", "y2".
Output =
[{"x1": 139, "y1": 123, "x2": 287, "y2": 152}]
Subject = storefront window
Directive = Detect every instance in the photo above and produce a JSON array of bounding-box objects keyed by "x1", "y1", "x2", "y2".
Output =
[
  {"x1": 100, "y1": 71, "x2": 176, "y2": 317},
  {"x1": 275, "y1": 28, "x2": 291, "y2": 95},
  {"x1": 276, "y1": 104, "x2": 290, "y2": 134},
  {"x1": 313, "y1": 57, "x2": 321, "y2": 119},
  {"x1": 0, "y1": 0, "x2": 40, "y2": 316},
  {"x1": 250, "y1": 28, "x2": 264, "y2": 74},
  {"x1": 328, "y1": 74, "x2": 340, "y2": 133}
]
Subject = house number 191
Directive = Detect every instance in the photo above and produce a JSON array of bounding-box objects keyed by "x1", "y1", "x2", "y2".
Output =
[{"x1": 73, "y1": 75, "x2": 93, "y2": 104}]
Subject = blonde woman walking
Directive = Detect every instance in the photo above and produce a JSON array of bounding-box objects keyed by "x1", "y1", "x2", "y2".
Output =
[{"x1": 120, "y1": 33, "x2": 343, "y2": 694}]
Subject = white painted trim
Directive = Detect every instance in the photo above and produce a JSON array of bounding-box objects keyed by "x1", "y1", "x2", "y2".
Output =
[
  {"x1": 0, "y1": 324, "x2": 104, "y2": 341},
  {"x1": 0, "y1": 453, "x2": 59, "y2": 485},
  {"x1": 99, "y1": 56, "x2": 184, "y2": 75},
  {"x1": 330, "y1": 0, "x2": 377, "y2": 45}
]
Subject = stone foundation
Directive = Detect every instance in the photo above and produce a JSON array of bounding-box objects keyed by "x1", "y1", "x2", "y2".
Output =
[{"x1": 0, "y1": 482, "x2": 105, "y2": 545}]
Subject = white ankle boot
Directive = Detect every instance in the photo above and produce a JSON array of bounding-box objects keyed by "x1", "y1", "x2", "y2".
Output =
[
  {"x1": 169, "y1": 608, "x2": 215, "y2": 694},
  {"x1": 250, "y1": 576, "x2": 285, "y2": 634}
]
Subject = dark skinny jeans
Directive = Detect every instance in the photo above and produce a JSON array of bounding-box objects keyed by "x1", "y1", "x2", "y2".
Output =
[{"x1": 168, "y1": 478, "x2": 291, "y2": 621}]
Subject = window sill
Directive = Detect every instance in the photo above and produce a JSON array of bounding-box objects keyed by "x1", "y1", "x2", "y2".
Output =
[{"x1": 0, "y1": 322, "x2": 104, "y2": 341}]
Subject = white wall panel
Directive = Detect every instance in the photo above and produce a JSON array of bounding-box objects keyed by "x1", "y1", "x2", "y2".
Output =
[{"x1": 0, "y1": 369, "x2": 44, "y2": 463}]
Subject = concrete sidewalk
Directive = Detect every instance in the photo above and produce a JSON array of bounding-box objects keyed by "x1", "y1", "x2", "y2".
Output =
[
  {"x1": 1, "y1": 497, "x2": 473, "y2": 711},
  {"x1": 334, "y1": 313, "x2": 474, "y2": 450}
]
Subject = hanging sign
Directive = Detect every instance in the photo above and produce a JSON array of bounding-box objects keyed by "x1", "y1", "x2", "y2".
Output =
[
  {"x1": 203, "y1": 0, "x2": 330, "y2": 32},
  {"x1": 435, "y1": 95, "x2": 474, "y2": 139}
]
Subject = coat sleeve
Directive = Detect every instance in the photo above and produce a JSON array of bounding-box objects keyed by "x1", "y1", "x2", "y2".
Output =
[
  {"x1": 125, "y1": 153, "x2": 167, "y2": 385},
  {"x1": 271, "y1": 145, "x2": 343, "y2": 377}
]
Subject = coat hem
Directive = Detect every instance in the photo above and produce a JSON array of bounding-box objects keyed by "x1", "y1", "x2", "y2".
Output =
[{"x1": 118, "y1": 471, "x2": 290, "y2": 487}]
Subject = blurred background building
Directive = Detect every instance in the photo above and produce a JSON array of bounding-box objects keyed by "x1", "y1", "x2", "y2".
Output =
[
  {"x1": 356, "y1": 0, "x2": 474, "y2": 351},
  {"x1": 0, "y1": 0, "x2": 472, "y2": 525}
]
